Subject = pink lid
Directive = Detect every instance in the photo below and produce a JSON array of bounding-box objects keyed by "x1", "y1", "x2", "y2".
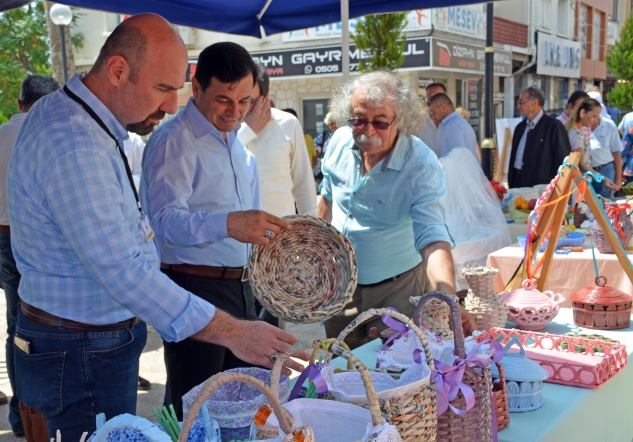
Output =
[{"x1": 571, "y1": 276, "x2": 632, "y2": 306}]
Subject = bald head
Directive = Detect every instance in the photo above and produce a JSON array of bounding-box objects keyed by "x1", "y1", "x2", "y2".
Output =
[
  {"x1": 84, "y1": 13, "x2": 188, "y2": 135},
  {"x1": 427, "y1": 93, "x2": 455, "y2": 125},
  {"x1": 91, "y1": 13, "x2": 184, "y2": 83}
]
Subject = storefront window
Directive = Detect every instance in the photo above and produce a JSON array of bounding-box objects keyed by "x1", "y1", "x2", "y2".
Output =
[
  {"x1": 592, "y1": 11, "x2": 602, "y2": 60},
  {"x1": 579, "y1": 5, "x2": 589, "y2": 58}
]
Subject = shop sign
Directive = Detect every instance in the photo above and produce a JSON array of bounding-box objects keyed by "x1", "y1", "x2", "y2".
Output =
[
  {"x1": 281, "y1": 6, "x2": 484, "y2": 42},
  {"x1": 536, "y1": 32, "x2": 581, "y2": 78},
  {"x1": 246, "y1": 37, "x2": 430, "y2": 78},
  {"x1": 432, "y1": 38, "x2": 512, "y2": 76},
  {"x1": 431, "y1": 6, "x2": 486, "y2": 39}
]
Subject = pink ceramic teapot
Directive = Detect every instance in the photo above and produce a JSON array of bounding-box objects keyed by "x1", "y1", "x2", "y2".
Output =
[{"x1": 501, "y1": 279, "x2": 565, "y2": 330}]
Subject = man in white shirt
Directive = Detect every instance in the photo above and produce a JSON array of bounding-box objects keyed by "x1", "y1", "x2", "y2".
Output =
[
  {"x1": 590, "y1": 116, "x2": 623, "y2": 199},
  {"x1": 123, "y1": 132, "x2": 145, "y2": 191},
  {"x1": 427, "y1": 93, "x2": 478, "y2": 159},
  {"x1": 238, "y1": 66, "x2": 317, "y2": 218},
  {"x1": 418, "y1": 82, "x2": 446, "y2": 156}
]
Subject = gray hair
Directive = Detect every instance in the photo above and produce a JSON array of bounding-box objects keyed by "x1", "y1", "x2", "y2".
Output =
[
  {"x1": 521, "y1": 86, "x2": 545, "y2": 107},
  {"x1": 20, "y1": 74, "x2": 60, "y2": 108},
  {"x1": 328, "y1": 71, "x2": 427, "y2": 136}
]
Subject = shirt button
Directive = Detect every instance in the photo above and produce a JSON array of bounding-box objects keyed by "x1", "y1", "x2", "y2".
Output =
[
  {"x1": 349, "y1": 212, "x2": 353, "y2": 218},
  {"x1": 357, "y1": 166, "x2": 361, "y2": 170},
  {"x1": 353, "y1": 192, "x2": 357, "y2": 196},
  {"x1": 378, "y1": 200, "x2": 382, "y2": 204}
]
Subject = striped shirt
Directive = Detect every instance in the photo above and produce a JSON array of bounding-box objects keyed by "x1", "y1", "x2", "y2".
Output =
[{"x1": 7, "y1": 74, "x2": 214, "y2": 342}]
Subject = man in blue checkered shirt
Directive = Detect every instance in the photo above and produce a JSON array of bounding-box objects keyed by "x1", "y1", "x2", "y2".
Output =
[{"x1": 7, "y1": 13, "x2": 303, "y2": 440}]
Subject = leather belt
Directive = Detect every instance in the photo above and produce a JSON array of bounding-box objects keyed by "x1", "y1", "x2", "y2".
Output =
[
  {"x1": 161, "y1": 263, "x2": 249, "y2": 282},
  {"x1": 594, "y1": 161, "x2": 614, "y2": 172},
  {"x1": 0, "y1": 225, "x2": 10, "y2": 233},
  {"x1": 20, "y1": 301, "x2": 140, "y2": 331},
  {"x1": 358, "y1": 266, "x2": 415, "y2": 288}
]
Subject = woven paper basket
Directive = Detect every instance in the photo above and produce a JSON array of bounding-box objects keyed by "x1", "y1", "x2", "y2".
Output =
[
  {"x1": 180, "y1": 372, "x2": 312, "y2": 442},
  {"x1": 249, "y1": 215, "x2": 357, "y2": 324},
  {"x1": 492, "y1": 362, "x2": 510, "y2": 431},
  {"x1": 414, "y1": 292, "x2": 493, "y2": 442},
  {"x1": 593, "y1": 203, "x2": 633, "y2": 254},
  {"x1": 321, "y1": 308, "x2": 438, "y2": 442},
  {"x1": 270, "y1": 339, "x2": 403, "y2": 441}
]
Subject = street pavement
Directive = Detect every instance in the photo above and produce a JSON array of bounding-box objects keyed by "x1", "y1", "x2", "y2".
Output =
[{"x1": 0, "y1": 291, "x2": 325, "y2": 440}]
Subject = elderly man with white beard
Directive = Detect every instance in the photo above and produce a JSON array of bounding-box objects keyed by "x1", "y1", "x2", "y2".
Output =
[{"x1": 317, "y1": 71, "x2": 477, "y2": 349}]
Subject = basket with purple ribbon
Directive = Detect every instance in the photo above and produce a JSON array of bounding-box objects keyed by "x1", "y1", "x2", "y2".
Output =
[
  {"x1": 414, "y1": 291, "x2": 503, "y2": 442},
  {"x1": 268, "y1": 339, "x2": 403, "y2": 442},
  {"x1": 320, "y1": 308, "x2": 438, "y2": 441}
]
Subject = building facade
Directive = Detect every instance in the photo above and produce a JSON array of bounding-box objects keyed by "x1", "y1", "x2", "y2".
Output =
[{"x1": 72, "y1": 1, "x2": 631, "y2": 137}]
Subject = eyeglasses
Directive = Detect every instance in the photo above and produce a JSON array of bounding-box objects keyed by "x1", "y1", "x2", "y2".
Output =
[
  {"x1": 518, "y1": 98, "x2": 532, "y2": 105},
  {"x1": 347, "y1": 115, "x2": 396, "y2": 131}
]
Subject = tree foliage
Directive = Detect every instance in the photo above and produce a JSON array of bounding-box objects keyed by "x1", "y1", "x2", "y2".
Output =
[
  {"x1": 606, "y1": 16, "x2": 633, "y2": 110},
  {"x1": 352, "y1": 12, "x2": 408, "y2": 72},
  {"x1": 0, "y1": 1, "x2": 51, "y2": 123}
]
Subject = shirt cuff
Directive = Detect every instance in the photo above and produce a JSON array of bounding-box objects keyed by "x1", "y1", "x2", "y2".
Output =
[
  {"x1": 161, "y1": 294, "x2": 216, "y2": 342},
  {"x1": 204, "y1": 212, "x2": 229, "y2": 241}
]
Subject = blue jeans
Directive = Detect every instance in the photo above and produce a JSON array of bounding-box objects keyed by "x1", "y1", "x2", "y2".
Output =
[
  {"x1": 0, "y1": 232, "x2": 22, "y2": 432},
  {"x1": 591, "y1": 162, "x2": 616, "y2": 199},
  {"x1": 14, "y1": 308, "x2": 146, "y2": 440}
]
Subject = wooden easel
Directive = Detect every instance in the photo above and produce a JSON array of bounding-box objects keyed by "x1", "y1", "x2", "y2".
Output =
[
  {"x1": 496, "y1": 127, "x2": 513, "y2": 182},
  {"x1": 511, "y1": 151, "x2": 633, "y2": 291}
]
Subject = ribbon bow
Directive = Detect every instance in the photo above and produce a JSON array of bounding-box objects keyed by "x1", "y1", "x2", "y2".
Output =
[
  {"x1": 289, "y1": 363, "x2": 328, "y2": 400},
  {"x1": 605, "y1": 203, "x2": 631, "y2": 242},
  {"x1": 431, "y1": 339, "x2": 503, "y2": 417}
]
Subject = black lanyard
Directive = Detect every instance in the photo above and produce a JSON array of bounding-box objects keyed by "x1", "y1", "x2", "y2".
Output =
[{"x1": 63, "y1": 85, "x2": 145, "y2": 220}]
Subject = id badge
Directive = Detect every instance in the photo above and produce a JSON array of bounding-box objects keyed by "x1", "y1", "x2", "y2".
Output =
[{"x1": 140, "y1": 217, "x2": 154, "y2": 241}]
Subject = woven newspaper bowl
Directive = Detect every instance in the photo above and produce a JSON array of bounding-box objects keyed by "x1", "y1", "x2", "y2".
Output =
[
  {"x1": 180, "y1": 372, "x2": 311, "y2": 442},
  {"x1": 270, "y1": 339, "x2": 402, "y2": 441},
  {"x1": 323, "y1": 308, "x2": 438, "y2": 442},
  {"x1": 501, "y1": 279, "x2": 564, "y2": 331},
  {"x1": 491, "y1": 362, "x2": 510, "y2": 431},
  {"x1": 414, "y1": 292, "x2": 493, "y2": 442},
  {"x1": 249, "y1": 215, "x2": 357, "y2": 324},
  {"x1": 476, "y1": 328, "x2": 629, "y2": 389}
]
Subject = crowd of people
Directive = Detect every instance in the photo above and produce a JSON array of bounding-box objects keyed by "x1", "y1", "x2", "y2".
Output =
[
  {"x1": 0, "y1": 11, "x2": 630, "y2": 440},
  {"x1": 510, "y1": 85, "x2": 627, "y2": 199}
]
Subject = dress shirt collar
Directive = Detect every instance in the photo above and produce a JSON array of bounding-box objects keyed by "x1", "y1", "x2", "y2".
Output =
[
  {"x1": 349, "y1": 128, "x2": 407, "y2": 172},
  {"x1": 183, "y1": 97, "x2": 238, "y2": 146},
  {"x1": 440, "y1": 110, "x2": 461, "y2": 128},
  {"x1": 8, "y1": 113, "x2": 28, "y2": 124},
  {"x1": 65, "y1": 74, "x2": 128, "y2": 144},
  {"x1": 528, "y1": 109, "x2": 544, "y2": 129}
]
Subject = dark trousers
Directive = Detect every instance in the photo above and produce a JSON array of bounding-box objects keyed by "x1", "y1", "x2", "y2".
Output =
[
  {"x1": 161, "y1": 269, "x2": 257, "y2": 420},
  {"x1": 0, "y1": 231, "x2": 23, "y2": 433}
]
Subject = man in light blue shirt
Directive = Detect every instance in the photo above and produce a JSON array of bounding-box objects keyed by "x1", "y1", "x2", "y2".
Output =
[
  {"x1": 141, "y1": 41, "x2": 296, "y2": 419},
  {"x1": 319, "y1": 71, "x2": 476, "y2": 348},
  {"x1": 8, "y1": 15, "x2": 302, "y2": 439},
  {"x1": 427, "y1": 93, "x2": 478, "y2": 160}
]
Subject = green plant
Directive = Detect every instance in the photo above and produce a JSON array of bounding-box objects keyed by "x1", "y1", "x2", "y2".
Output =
[
  {"x1": 352, "y1": 12, "x2": 407, "y2": 72},
  {"x1": 606, "y1": 17, "x2": 633, "y2": 110}
]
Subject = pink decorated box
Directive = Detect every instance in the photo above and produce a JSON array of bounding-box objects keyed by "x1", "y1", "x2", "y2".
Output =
[{"x1": 476, "y1": 328, "x2": 628, "y2": 389}]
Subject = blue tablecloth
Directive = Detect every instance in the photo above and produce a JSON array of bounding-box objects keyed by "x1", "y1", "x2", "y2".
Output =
[{"x1": 328, "y1": 308, "x2": 633, "y2": 442}]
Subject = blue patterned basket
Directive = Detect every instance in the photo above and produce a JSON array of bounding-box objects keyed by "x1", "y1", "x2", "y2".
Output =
[
  {"x1": 182, "y1": 367, "x2": 290, "y2": 442},
  {"x1": 518, "y1": 231, "x2": 585, "y2": 251}
]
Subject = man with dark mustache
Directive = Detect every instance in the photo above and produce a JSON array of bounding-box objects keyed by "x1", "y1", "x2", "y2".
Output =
[
  {"x1": 7, "y1": 14, "x2": 303, "y2": 440},
  {"x1": 318, "y1": 71, "x2": 476, "y2": 348},
  {"x1": 140, "y1": 41, "x2": 293, "y2": 419}
]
